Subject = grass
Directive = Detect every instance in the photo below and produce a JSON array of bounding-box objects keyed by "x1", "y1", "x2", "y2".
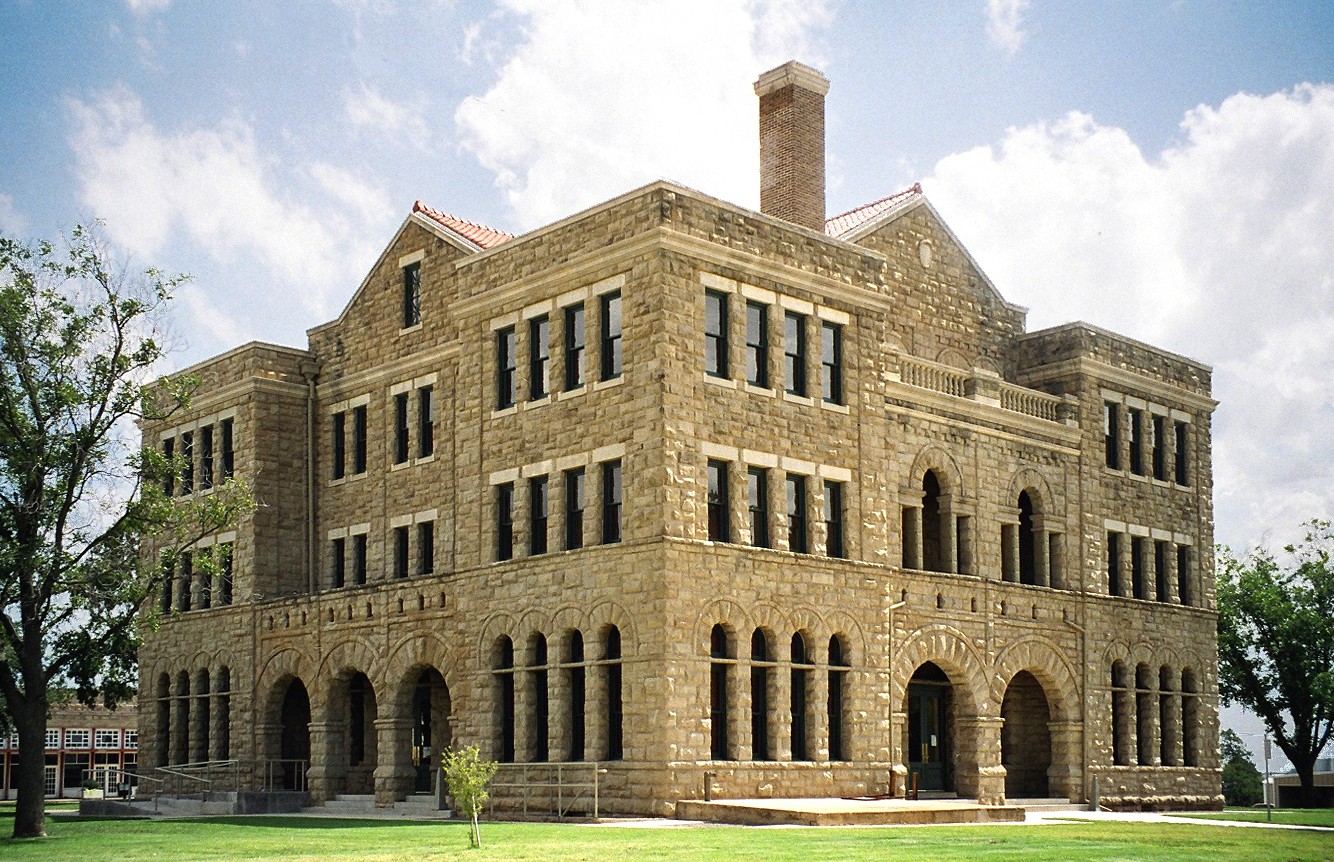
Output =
[
  {"x1": 0, "y1": 812, "x2": 1331, "y2": 862},
  {"x1": 1180, "y1": 807, "x2": 1334, "y2": 828}
]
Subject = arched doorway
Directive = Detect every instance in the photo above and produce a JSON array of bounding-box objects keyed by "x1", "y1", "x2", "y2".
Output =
[
  {"x1": 905, "y1": 662, "x2": 953, "y2": 791},
  {"x1": 1000, "y1": 671, "x2": 1052, "y2": 798},
  {"x1": 410, "y1": 669, "x2": 450, "y2": 794},
  {"x1": 279, "y1": 679, "x2": 311, "y2": 790},
  {"x1": 922, "y1": 471, "x2": 943, "y2": 572},
  {"x1": 342, "y1": 672, "x2": 378, "y2": 795}
]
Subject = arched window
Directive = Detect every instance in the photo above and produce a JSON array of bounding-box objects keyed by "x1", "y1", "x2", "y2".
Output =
[
  {"x1": 790, "y1": 633, "x2": 811, "y2": 761},
  {"x1": 530, "y1": 634, "x2": 549, "y2": 762},
  {"x1": 1110, "y1": 662, "x2": 1130, "y2": 766},
  {"x1": 1159, "y1": 665, "x2": 1180, "y2": 766},
  {"x1": 750, "y1": 630, "x2": 770, "y2": 760},
  {"x1": 710, "y1": 625, "x2": 730, "y2": 760},
  {"x1": 214, "y1": 667, "x2": 231, "y2": 761},
  {"x1": 1135, "y1": 663, "x2": 1154, "y2": 766},
  {"x1": 155, "y1": 673, "x2": 171, "y2": 767},
  {"x1": 173, "y1": 671, "x2": 191, "y2": 765},
  {"x1": 493, "y1": 636, "x2": 515, "y2": 762},
  {"x1": 922, "y1": 471, "x2": 943, "y2": 572},
  {"x1": 192, "y1": 668, "x2": 211, "y2": 763},
  {"x1": 828, "y1": 635, "x2": 849, "y2": 761},
  {"x1": 565, "y1": 631, "x2": 586, "y2": 761},
  {"x1": 602, "y1": 626, "x2": 623, "y2": 760},
  {"x1": 1018, "y1": 491, "x2": 1036, "y2": 584},
  {"x1": 1182, "y1": 668, "x2": 1200, "y2": 767}
]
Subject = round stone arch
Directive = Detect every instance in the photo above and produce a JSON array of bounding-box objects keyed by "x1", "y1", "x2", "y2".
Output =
[
  {"x1": 991, "y1": 637, "x2": 1080, "y2": 723},
  {"x1": 477, "y1": 610, "x2": 523, "y2": 670},
  {"x1": 382, "y1": 633, "x2": 459, "y2": 715},
  {"x1": 993, "y1": 636, "x2": 1083, "y2": 801},
  {"x1": 254, "y1": 647, "x2": 317, "y2": 782},
  {"x1": 891, "y1": 625, "x2": 989, "y2": 711},
  {"x1": 381, "y1": 633, "x2": 456, "y2": 803},
  {"x1": 694, "y1": 598, "x2": 752, "y2": 658},
  {"x1": 1005, "y1": 467, "x2": 1055, "y2": 514},
  {"x1": 825, "y1": 609, "x2": 866, "y2": 667},
  {"x1": 315, "y1": 636, "x2": 384, "y2": 717},
  {"x1": 312, "y1": 636, "x2": 383, "y2": 801},
  {"x1": 585, "y1": 598, "x2": 636, "y2": 656},
  {"x1": 788, "y1": 604, "x2": 829, "y2": 661},
  {"x1": 906, "y1": 446, "x2": 966, "y2": 498},
  {"x1": 936, "y1": 348, "x2": 971, "y2": 369},
  {"x1": 549, "y1": 603, "x2": 590, "y2": 659}
]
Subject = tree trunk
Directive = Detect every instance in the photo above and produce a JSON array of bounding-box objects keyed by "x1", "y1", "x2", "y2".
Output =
[
  {"x1": 12, "y1": 694, "x2": 48, "y2": 838},
  {"x1": 1294, "y1": 760, "x2": 1316, "y2": 808}
]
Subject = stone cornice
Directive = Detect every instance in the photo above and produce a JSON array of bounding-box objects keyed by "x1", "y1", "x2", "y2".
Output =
[{"x1": 1018, "y1": 356, "x2": 1218, "y2": 414}]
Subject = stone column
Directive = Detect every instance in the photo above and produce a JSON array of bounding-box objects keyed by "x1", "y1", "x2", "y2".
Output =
[
  {"x1": 512, "y1": 667, "x2": 534, "y2": 764},
  {"x1": 1163, "y1": 693, "x2": 1183, "y2": 766},
  {"x1": 810, "y1": 479, "x2": 828, "y2": 556},
  {"x1": 902, "y1": 505, "x2": 923, "y2": 570},
  {"x1": 736, "y1": 661, "x2": 754, "y2": 761},
  {"x1": 809, "y1": 657, "x2": 830, "y2": 762},
  {"x1": 587, "y1": 463, "x2": 605, "y2": 546},
  {"x1": 1049, "y1": 532, "x2": 1065, "y2": 590},
  {"x1": 1001, "y1": 523, "x2": 1020, "y2": 582},
  {"x1": 939, "y1": 498, "x2": 958, "y2": 574},
  {"x1": 513, "y1": 475, "x2": 530, "y2": 558},
  {"x1": 189, "y1": 678, "x2": 209, "y2": 763},
  {"x1": 957, "y1": 515, "x2": 975, "y2": 576},
  {"x1": 771, "y1": 664, "x2": 792, "y2": 761},
  {"x1": 1047, "y1": 720, "x2": 1084, "y2": 801},
  {"x1": 171, "y1": 692, "x2": 189, "y2": 765},
  {"x1": 373, "y1": 717, "x2": 415, "y2": 805},
  {"x1": 587, "y1": 661, "x2": 608, "y2": 763},
  {"x1": 1033, "y1": 525, "x2": 1050, "y2": 586},
  {"x1": 958, "y1": 716, "x2": 1006, "y2": 804},
  {"x1": 306, "y1": 720, "x2": 342, "y2": 804},
  {"x1": 1115, "y1": 534, "x2": 1131, "y2": 598},
  {"x1": 549, "y1": 661, "x2": 571, "y2": 763},
  {"x1": 772, "y1": 468, "x2": 790, "y2": 552},
  {"x1": 1166, "y1": 543, "x2": 1181, "y2": 604},
  {"x1": 731, "y1": 465, "x2": 750, "y2": 545},
  {"x1": 210, "y1": 691, "x2": 231, "y2": 761},
  {"x1": 890, "y1": 707, "x2": 910, "y2": 797}
]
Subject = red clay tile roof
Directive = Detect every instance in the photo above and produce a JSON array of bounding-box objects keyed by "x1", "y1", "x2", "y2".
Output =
[
  {"x1": 825, "y1": 183, "x2": 923, "y2": 239},
  {"x1": 412, "y1": 200, "x2": 514, "y2": 250}
]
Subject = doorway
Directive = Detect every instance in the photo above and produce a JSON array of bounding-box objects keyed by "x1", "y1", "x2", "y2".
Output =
[{"x1": 906, "y1": 662, "x2": 951, "y2": 792}]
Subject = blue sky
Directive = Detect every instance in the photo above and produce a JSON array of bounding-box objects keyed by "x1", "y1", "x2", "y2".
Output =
[{"x1": 3, "y1": 0, "x2": 1332, "y2": 768}]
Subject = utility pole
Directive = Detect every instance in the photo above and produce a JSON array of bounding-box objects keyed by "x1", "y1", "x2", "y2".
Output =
[{"x1": 1263, "y1": 732, "x2": 1272, "y2": 822}]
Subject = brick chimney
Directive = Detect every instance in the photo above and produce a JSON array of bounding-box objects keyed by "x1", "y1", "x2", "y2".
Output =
[{"x1": 754, "y1": 61, "x2": 830, "y2": 232}]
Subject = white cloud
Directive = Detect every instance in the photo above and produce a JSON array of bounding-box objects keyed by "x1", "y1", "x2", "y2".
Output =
[
  {"x1": 455, "y1": 0, "x2": 834, "y2": 230},
  {"x1": 342, "y1": 82, "x2": 430, "y2": 146},
  {"x1": 0, "y1": 193, "x2": 29, "y2": 236},
  {"x1": 125, "y1": 0, "x2": 172, "y2": 13},
  {"x1": 986, "y1": 0, "x2": 1030, "y2": 56},
  {"x1": 64, "y1": 84, "x2": 394, "y2": 323},
  {"x1": 925, "y1": 84, "x2": 1334, "y2": 550}
]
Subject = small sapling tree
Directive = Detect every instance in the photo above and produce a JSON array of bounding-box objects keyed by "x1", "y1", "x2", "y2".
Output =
[{"x1": 441, "y1": 744, "x2": 499, "y2": 849}]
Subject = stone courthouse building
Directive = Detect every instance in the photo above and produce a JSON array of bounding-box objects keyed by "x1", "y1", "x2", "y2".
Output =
[{"x1": 138, "y1": 62, "x2": 1223, "y2": 813}]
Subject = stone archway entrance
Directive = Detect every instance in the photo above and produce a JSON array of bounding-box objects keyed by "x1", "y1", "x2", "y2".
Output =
[
  {"x1": 410, "y1": 670, "x2": 451, "y2": 794},
  {"x1": 1001, "y1": 670, "x2": 1053, "y2": 798},
  {"x1": 279, "y1": 679, "x2": 311, "y2": 790},
  {"x1": 905, "y1": 662, "x2": 953, "y2": 792},
  {"x1": 344, "y1": 673, "x2": 378, "y2": 795}
]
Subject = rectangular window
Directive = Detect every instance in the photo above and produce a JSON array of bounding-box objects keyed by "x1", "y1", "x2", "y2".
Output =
[
  {"x1": 824, "y1": 480, "x2": 845, "y2": 558},
  {"x1": 218, "y1": 543, "x2": 232, "y2": 605},
  {"x1": 1177, "y1": 544, "x2": 1191, "y2": 605},
  {"x1": 529, "y1": 476, "x2": 549, "y2": 555},
  {"x1": 497, "y1": 326, "x2": 517, "y2": 409},
  {"x1": 394, "y1": 392, "x2": 410, "y2": 464},
  {"x1": 332, "y1": 537, "x2": 346, "y2": 589},
  {"x1": 600, "y1": 291, "x2": 622, "y2": 381},
  {"x1": 220, "y1": 418, "x2": 234, "y2": 479},
  {"x1": 1131, "y1": 536, "x2": 1145, "y2": 599},
  {"x1": 65, "y1": 729, "x2": 90, "y2": 749},
  {"x1": 602, "y1": 460, "x2": 622, "y2": 544},
  {"x1": 402, "y1": 261, "x2": 421, "y2": 328},
  {"x1": 94, "y1": 730, "x2": 120, "y2": 750},
  {"x1": 1104, "y1": 402, "x2": 1120, "y2": 469},
  {"x1": 418, "y1": 386, "x2": 434, "y2": 458},
  {"x1": 748, "y1": 467, "x2": 770, "y2": 548},
  {"x1": 786, "y1": 473, "x2": 808, "y2": 553},
  {"x1": 160, "y1": 557, "x2": 173, "y2": 612},
  {"x1": 784, "y1": 312, "x2": 807, "y2": 396},
  {"x1": 821, "y1": 321, "x2": 842, "y2": 404},
  {"x1": 565, "y1": 305, "x2": 585, "y2": 390},
  {"x1": 124, "y1": 731, "x2": 138, "y2": 750},
  {"x1": 1155, "y1": 540, "x2": 1169, "y2": 602},
  {"x1": 353, "y1": 534, "x2": 367, "y2": 585},
  {"x1": 393, "y1": 526, "x2": 409, "y2": 578},
  {"x1": 162, "y1": 437, "x2": 175, "y2": 495},
  {"x1": 707, "y1": 460, "x2": 729, "y2": 543},
  {"x1": 199, "y1": 549, "x2": 211, "y2": 609},
  {"x1": 1128, "y1": 408, "x2": 1144, "y2": 475},
  {"x1": 1107, "y1": 532, "x2": 1121, "y2": 596},
  {"x1": 745, "y1": 301, "x2": 768, "y2": 388},
  {"x1": 45, "y1": 730, "x2": 60, "y2": 749},
  {"x1": 564, "y1": 468, "x2": 585, "y2": 550},
  {"x1": 200, "y1": 424, "x2": 214, "y2": 490},
  {"x1": 497, "y1": 483, "x2": 515, "y2": 561},
  {"x1": 332, "y1": 412, "x2": 346, "y2": 479},
  {"x1": 1152, "y1": 415, "x2": 1167, "y2": 480},
  {"x1": 353, "y1": 405, "x2": 367, "y2": 474},
  {"x1": 178, "y1": 552, "x2": 192, "y2": 612},
  {"x1": 1174, "y1": 421, "x2": 1189, "y2": 485},
  {"x1": 530, "y1": 315, "x2": 549, "y2": 400},
  {"x1": 705, "y1": 290, "x2": 728, "y2": 378},
  {"x1": 418, "y1": 521, "x2": 434, "y2": 575},
  {"x1": 180, "y1": 431, "x2": 193, "y2": 495}
]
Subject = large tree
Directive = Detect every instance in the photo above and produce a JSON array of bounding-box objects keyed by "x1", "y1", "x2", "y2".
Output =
[
  {"x1": 0, "y1": 226, "x2": 251, "y2": 838},
  {"x1": 1217, "y1": 520, "x2": 1334, "y2": 808}
]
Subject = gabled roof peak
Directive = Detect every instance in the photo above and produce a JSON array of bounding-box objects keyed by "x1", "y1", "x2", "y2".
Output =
[
  {"x1": 412, "y1": 200, "x2": 513, "y2": 250},
  {"x1": 825, "y1": 183, "x2": 923, "y2": 240}
]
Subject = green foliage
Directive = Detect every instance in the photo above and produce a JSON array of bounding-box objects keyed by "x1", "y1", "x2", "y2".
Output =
[
  {"x1": 440, "y1": 745, "x2": 499, "y2": 849},
  {"x1": 0, "y1": 225, "x2": 254, "y2": 838},
  {"x1": 1217, "y1": 520, "x2": 1334, "y2": 808},
  {"x1": 1218, "y1": 728, "x2": 1253, "y2": 766},
  {"x1": 1221, "y1": 759, "x2": 1264, "y2": 806}
]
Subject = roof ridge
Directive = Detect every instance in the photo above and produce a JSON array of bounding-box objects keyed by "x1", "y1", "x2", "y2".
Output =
[
  {"x1": 824, "y1": 183, "x2": 923, "y2": 238},
  {"x1": 411, "y1": 200, "x2": 514, "y2": 250}
]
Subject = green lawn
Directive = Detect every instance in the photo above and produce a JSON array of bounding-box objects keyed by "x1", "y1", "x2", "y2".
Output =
[
  {"x1": 1181, "y1": 808, "x2": 1334, "y2": 828},
  {"x1": 0, "y1": 814, "x2": 1331, "y2": 862}
]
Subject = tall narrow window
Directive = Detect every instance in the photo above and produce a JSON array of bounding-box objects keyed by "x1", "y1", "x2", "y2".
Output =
[
  {"x1": 1131, "y1": 536, "x2": 1146, "y2": 600},
  {"x1": 603, "y1": 627, "x2": 623, "y2": 760},
  {"x1": 529, "y1": 315, "x2": 549, "y2": 400},
  {"x1": 790, "y1": 633, "x2": 810, "y2": 761},
  {"x1": 402, "y1": 261, "x2": 421, "y2": 328},
  {"x1": 564, "y1": 305, "x2": 585, "y2": 390},
  {"x1": 1152, "y1": 414, "x2": 1167, "y2": 480},
  {"x1": 332, "y1": 412, "x2": 346, "y2": 479},
  {"x1": 160, "y1": 557, "x2": 174, "y2": 612},
  {"x1": 784, "y1": 312, "x2": 807, "y2": 396},
  {"x1": 529, "y1": 476, "x2": 549, "y2": 555},
  {"x1": 824, "y1": 479, "x2": 845, "y2": 558},
  {"x1": 748, "y1": 467, "x2": 769, "y2": 548},
  {"x1": 180, "y1": 431, "x2": 194, "y2": 495},
  {"x1": 821, "y1": 322, "x2": 843, "y2": 404},
  {"x1": 353, "y1": 533, "x2": 367, "y2": 586},
  {"x1": 750, "y1": 630, "x2": 770, "y2": 761},
  {"x1": 394, "y1": 526, "x2": 409, "y2": 578},
  {"x1": 495, "y1": 637, "x2": 515, "y2": 762},
  {"x1": 1128, "y1": 408, "x2": 1144, "y2": 475},
  {"x1": 200, "y1": 550, "x2": 212, "y2": 609},
  {"x1": 394, "y1": 393, "x2": 410, "y2": 464},
  {"x1": 564, "y1": 468, "x2": 585, "y2": 550},
  {"x1": 705, "y1": 290, "x2": 728, "y2": 377},
  {"x1": 1155, "y1": 540, "x2": 1169, "y2": 602},
  {"x1": 497, "y1": 326, "x2": 517, "y2": 409},
  {"x1": 220, "y1": 418, "x2": 234, "y2": 479},
  {"x1": 496, "y1": 483, "x2": 514, "y2": 561},
  {"x1": 218, "y1": 544, "x2": 232, "y2": 605},
  {"x1": 565, "y1": 632, "x2": 585, "y2": 762},
  {"x1": 786, "y1": 473, "x2": 808, "y2": 553},
  {"x1": 1174, "y1": 421, "x2": 1189, "y2": 485},
  {"x1": 745, "y1": 301, "x2": 768, "y2": 388},
  {"x1": 828, "y1": 635, "x2": 849, "y2": 761},
  {"x1": 200, "y1": 425, "x2": 214, "y2": 490},
  {"x1": 1107, "y1": 531, "x2": 1121, "y2": 596},
  {"x1": 418, "y1": 521, "x2": 434, "y2": 575},
  {"x1": 162, "y1": 437, "x2": 175, "y2": 495},
  {"x1": 1104, "y1": 402, "x2": 1120, "y2": 469},
  {"x1": 332, "y1": 538, "x2": 346, "y2": 589},
  {"x1": 178, "y1": 552, "x2": 192, "y2": 612},
  {"x1": 418, "y1": 386, "x2": 434, "y2": 458},
  {"x1": 601, "y1": 460, "x2": 622, "y2": 544},
  {"x1": 709, "y1": 625, "x2": 730, "y2": 760},
  {"x1": 352, "y1": 405, "x2": 367, "y2": 474},
  {"x1": 531, "y1": 636, "x2": 549, "y2": 762},
  {"x1": 600, "y1": 291, "x2": 622, "y2": 381},
  {"x1": 707, "y1": 460, "x2": 729, "y2": 542},
  {"x1": 1177, "y1": 544, "x2": 1192, "y2": 606}
]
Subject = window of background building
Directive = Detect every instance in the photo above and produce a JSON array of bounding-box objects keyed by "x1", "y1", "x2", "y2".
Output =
[
  {"x1": 601, "y1": 292, "x2": 622, "y2": 381},
  {"x1": 1174, "y1": 421, "x2": 1189, "y2": 485},
  {"x1": 418, "y1": 385, "x2": 434, "y2": 458},
  {"x1": 353, "y1": 405, "x2": 367, "y2": 474},
  {"x1": 418, "y1": 521, "x2": 434, "y2": 575},
  {"x1": 565, "y1": 305, "x2": 585, "y2": 390},
  {"x1": 353, "y1": 534, "x2": 367, "y2": 586},
  {"x1": 403, "y1": 261, "x2": 421, "y2": 328},
  {"x1": 394, "y1": 393, "x2": 410, "y2": 464},
  {"x1": 1104, "y1": 402, "x2": 1120, "y2": 469},
  {"x1": 786, "y1": 473, "x2": 807, "y2": 553},
  {"x1": 705, "y1": 290, "x2": 728, "y2": 378},
  {"x1": 708, "y1": 460, "x2": 729, "y2": 542},
  {"x1": 200, "y1": 424, "x2": 214, "y2": 490},
  {"x1": 784, "y1": 312, "x2": 807, "y2": 396},
  {"x1": 748, "y1": 467, "x2": 770, "y2": 548},
  {"x1": 1128, "y1": 408, "x2": 1144, "y2": 475},
  {"x1": 497, "y1": 484, "x2": 514, "y2": 561},
  {"x1": 332, "y1": 412, "x2": 345, "y2": 479},
  {"x1": 497, "y1": 326, "x2": 517, "y2": 409},
  {"x1": 530, "y1": 476, "x2": 549, "y2": 555},
  {"x1": 221, "y1": 417, "x2": 234, "y2": 479},
  {"x1": 821, "y1": 321, "x2": 842, "y2": 404},
  {"x1": 162, "y1": 437, "x2": 174, "y2": 495},
  {"x1": 180, "y1": 430, "x2": 193, "y2": 495},
  {"x1": 824, "y1": 479, "x2": 844, "y2": 558},
  {"x1": 332, "y1": 537, "x2": 346, "y2": 588},
  {"x1": 1152, "y1": 415, "x2": 1167, "y2": 480},
  {"x1": 745, "y1": 301, "x2": 768, "y2": 388},
  {"x1": 530, "y1": 315, "x2": 550, "y2": 400},
  {"x1": 565, "y1": 468, "x2": 585, "y2": 550},
  {"x1": 602, "y1": 460, "x2": 622, "y2": 544}
]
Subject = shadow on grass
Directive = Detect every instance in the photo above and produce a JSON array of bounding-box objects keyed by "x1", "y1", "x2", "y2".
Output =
[{"x1": 164, "y1": 816, "x2": 464, "y2": 830}]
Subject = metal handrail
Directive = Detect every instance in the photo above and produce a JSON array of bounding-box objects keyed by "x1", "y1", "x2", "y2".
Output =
[{"x1": 487, "y1": 762, "x2": 607, "y2": 819}]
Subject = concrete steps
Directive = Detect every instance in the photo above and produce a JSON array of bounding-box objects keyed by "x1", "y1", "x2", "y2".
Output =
[
  {"x1": 302, "y1": 792, "x2": 454, "y2": 820},
  {"x1": 676, "y1": 797, "x2": 1027, "y2": 826}
]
